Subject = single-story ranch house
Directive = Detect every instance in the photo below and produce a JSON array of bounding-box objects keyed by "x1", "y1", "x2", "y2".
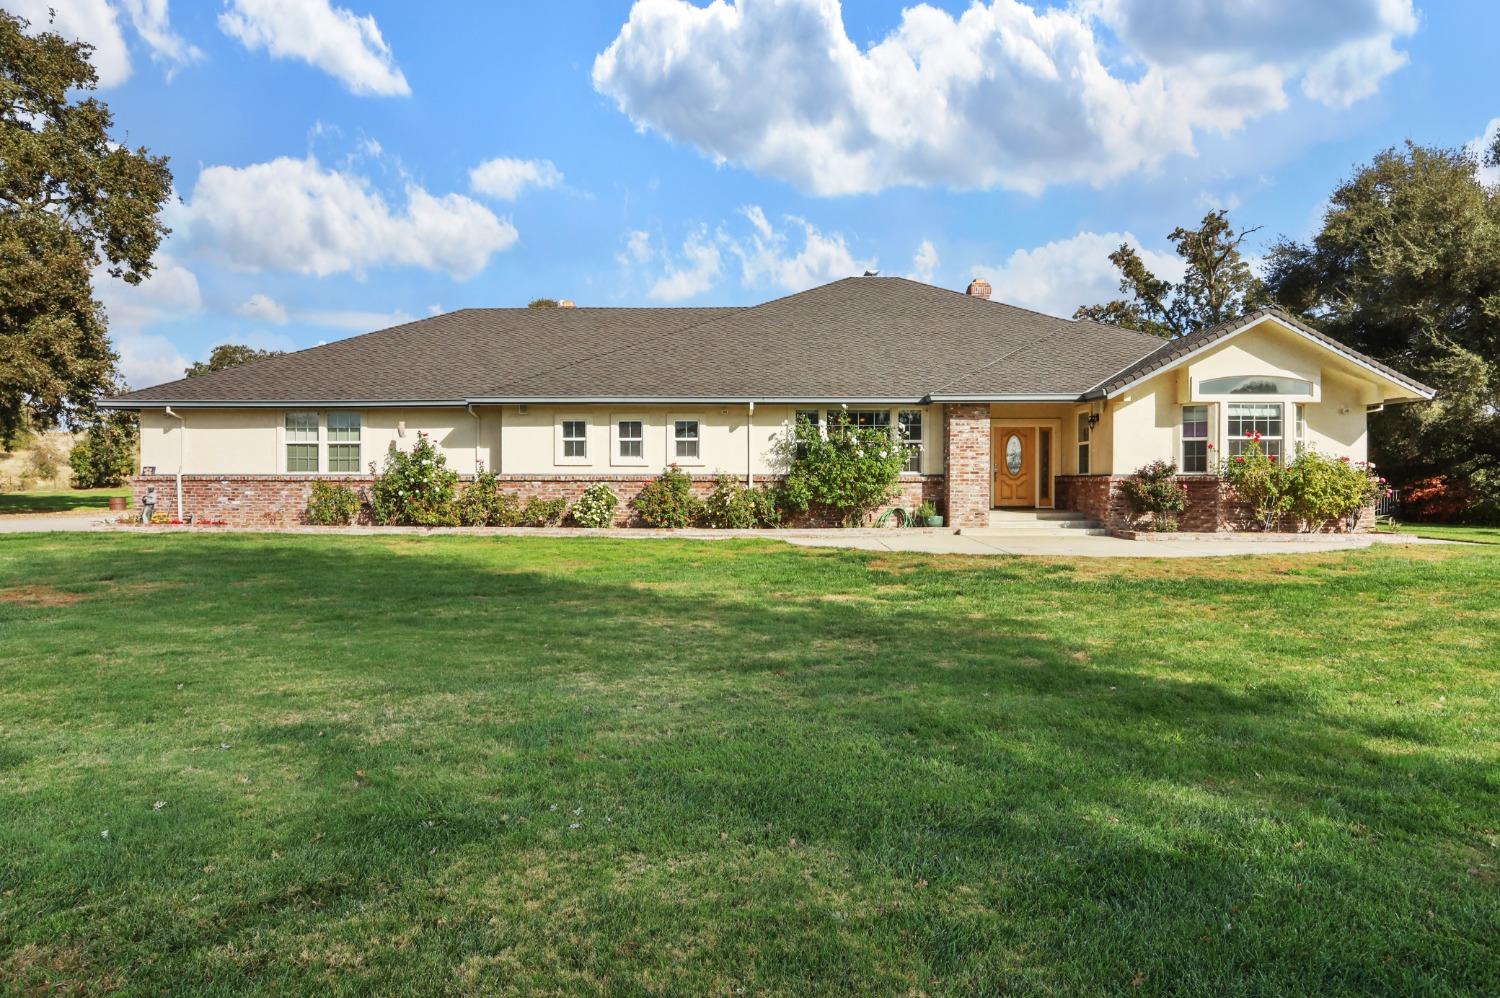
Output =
[{"x1": 104, "y1": 276, "x2": 1433, "y2": 530}]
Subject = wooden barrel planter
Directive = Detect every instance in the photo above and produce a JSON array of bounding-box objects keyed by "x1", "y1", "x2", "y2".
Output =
[{"x1": 107, "y1": 496, "x2": 128, "y2": 512}]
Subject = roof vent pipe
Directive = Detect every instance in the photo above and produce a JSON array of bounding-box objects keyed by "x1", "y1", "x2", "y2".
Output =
[{"x1": 966, "y1": 278, "x2": 992, "y2": 300}]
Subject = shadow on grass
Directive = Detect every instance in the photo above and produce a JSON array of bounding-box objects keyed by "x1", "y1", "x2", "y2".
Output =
[
  {"x1": 0, "y1": 489, "x2": 128, "y2": 514},
  {"x1": 0, "y1": 534, "x2": 1496, "y2": 993}
]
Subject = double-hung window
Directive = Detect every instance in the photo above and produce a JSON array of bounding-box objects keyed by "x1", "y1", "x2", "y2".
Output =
[
  {"x1": 1181, "y1": 405, "x2": 1210, "y2": 473},
  {"x1": 1076, "y1": 412, "x2": 1091, "y2": 475},
  {"x1": 674, "y1": 419, "x2": 700, "y2": 460},
  {"x1": 562, "y1": 419, "x2": 587, "y2": 459},
  {"x1": 327, "y1": 412, "x2": 361, "y2": 472},
  {"x1": 617, "y1": 420, "x2": 643, "y2": 460},
  {"x1": 898, "y1": 409, "x2": 923, "y2": 472},
  {"x1": 1227, "y1": 403, "x2": 1283, "y2": 461},
  {"x1": 286, "y1": 412, "x2": 319, "y2": 472}
]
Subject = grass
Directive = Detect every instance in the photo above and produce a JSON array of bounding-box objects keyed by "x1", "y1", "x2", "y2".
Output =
[
  {"x1": 0, "y1": 486, "x2": 129, "y2": 515},
  {"x1": 0, "y1": 534, "x2": 1496, "y2": 995},
  {"x1": 1384, "y1": 522, "x2": 1500, "y2": 545}
]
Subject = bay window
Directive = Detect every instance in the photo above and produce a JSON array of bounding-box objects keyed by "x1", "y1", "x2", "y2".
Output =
[
  {"x1": 1181, "y1": 405, "x2": 1210, "y2": 473},
  {"x1": 1227, "y1": 403, "x2": 1283, "y2": 460}
]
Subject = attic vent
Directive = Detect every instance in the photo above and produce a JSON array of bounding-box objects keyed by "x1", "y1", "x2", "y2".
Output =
[{"x1": 966, "y1": 278, "x2": 992, "y2": 300}]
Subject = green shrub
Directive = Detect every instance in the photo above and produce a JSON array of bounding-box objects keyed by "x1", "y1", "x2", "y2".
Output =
[
  {"x1": 633, "y1": 466, "x2": 703, "y2": 527},
  {"x1": 1284, "y1": 450, "x2": 1383, "y2": 531},
  {"x1": 521, "y1": 496, "x2": 568, "y2": 527},
  {"x1": 69, "y1": 414, "x2": 138, "y2": 487},
  {"x1": 775, "y1": 414, "x2": 908, "y2": 525},
  {"x1": 703, "y1": 475, "x2": 758, "y2": 528},
  {"x1": 570, "y1": 483, "x2": 618, "y2": 528},
  {"x1": 306, "y1": 481, "x2": 361, "y2": 525},
  {"x1": 369, "y1": 432, "x2": 459, "y2": 526},
  {"x1": 915, "y1": 500, "x2": 937, "y2": 519},
  {"x1": 750, "y1": 485, "x2": 784, "y2": 528},
  {"x1": 1119, "y1": 460, "x2": 1188, "y2": 532},
  {"x1": 456, "y1": 466, "x2": 523, "y2": 526},
  {"x1": 1222, "y1": 436, "x2": 1293, "y2": 531}
]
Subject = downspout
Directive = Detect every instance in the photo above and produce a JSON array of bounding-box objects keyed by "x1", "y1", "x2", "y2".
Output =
[
  {"x1": 746, "y1": 401, "x2": 755, "y2": 487},
  {"x1": 164, "y1": 406, "x2": 185, "y2": 519},
  {"x1": 467, "y1": 404, "x2": 481, "y2": 472}
]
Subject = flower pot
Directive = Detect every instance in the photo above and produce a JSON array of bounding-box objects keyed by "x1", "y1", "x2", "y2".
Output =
[
  {"x1": 925, "y1": 515, "x2": 944, "y2": 527},
  {"x1": 107, "y1": 496, "x2": 127, "y2": 512}
]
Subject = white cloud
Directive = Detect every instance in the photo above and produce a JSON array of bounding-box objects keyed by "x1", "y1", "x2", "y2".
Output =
[
  {"x1": 648, "y1": 227, "x2": 722, "y2": 302},
  {"x1": 115, "y1": 332, "x2": 190, "y2": 390},
  {"x1": 181, "y1": 156, "x2": 518, "y2": 280},
  {"x1": 594, "y1": 0, "x2": 1417, "y2": 195},
  {"x1": 909, "y1": 239, "x2": 939, "y2": 284},
  {"x1": 96, "y1": 252, "x2": 202, "y2": 333},
  {"x1": 733, "y1": 206, "x2": 871, "y2": 291},
  {"x1": 1468, "y1": 118, "x2": 1500, "y2": 188},
  {"x1": 2, "y1": 0, "x2": 131, "y2": 86},
  {"x1": 298, "y1": 308, "x2": 415, "y2": 330},
  {"x1": 639, "y1": 206, "x2": 871, "y2": 300},
  {"x1": 235, "y1": 293, "x2": 288, "y2": 323},
  {"x1": 119, "y1": 0, "x2": 203, "y2": 78},
  {"x1": 218, "y1": 0, "x2": 409, "y2": 97},
  {"x1": 469, "y1": 157, "x2": 564, "y2": 201},
  {"x1": 973, "y1": 231, "x2": 1185, "y2": 319}
]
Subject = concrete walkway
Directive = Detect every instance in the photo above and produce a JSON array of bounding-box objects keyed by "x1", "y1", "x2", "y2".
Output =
[{"x1": 0, "y1": 513, "x2": 1446, "y2": 557}]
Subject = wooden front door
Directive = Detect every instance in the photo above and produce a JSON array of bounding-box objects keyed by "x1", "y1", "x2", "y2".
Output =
[{"x1": 992, "y1": 426, "x2": 1036, "y2": 508}]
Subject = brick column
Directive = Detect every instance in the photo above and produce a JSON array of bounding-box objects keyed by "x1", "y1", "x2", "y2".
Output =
[{"x1": 943, "y1": 403, "x2": 990, "y2": 528}]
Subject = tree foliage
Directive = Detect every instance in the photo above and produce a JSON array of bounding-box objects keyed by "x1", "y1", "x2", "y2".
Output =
[
  {"x1": 1264, "y1": 142, "x2": 1500, "y2": 519},
  {"x1": 0, "y1": 11, "x2": 172, "y2": 446},
  {"x1": 527, "y1": 298, "x2": 559, "y2": 309},
  {"x1": 184, "y1": 344, "x2": 285, "y2": 378},
  {"x1": 1074, "y1": 211, "x2": 1269, "y2": 338},
  {"x1": 68, "y1": 411, "x2": 138, "y2": 487}
]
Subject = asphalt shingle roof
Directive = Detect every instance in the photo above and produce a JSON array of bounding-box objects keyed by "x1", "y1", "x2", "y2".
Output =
[{"x1": 105, "y1": 279, "x2": 1430, "y2": 406}]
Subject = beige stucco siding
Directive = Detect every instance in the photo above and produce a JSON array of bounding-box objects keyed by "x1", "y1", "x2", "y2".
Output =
[
  {"x1": 138, "y1": 403, "x2": 944, "y2": 478},
  {"x1": 1106, "y1": 320, "x2": 1378, "y2": 473}
]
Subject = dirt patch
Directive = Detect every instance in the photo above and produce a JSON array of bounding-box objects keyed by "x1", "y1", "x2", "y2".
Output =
[{"x1": 0, "y1": 584, "x2": 83, "y2": 607}]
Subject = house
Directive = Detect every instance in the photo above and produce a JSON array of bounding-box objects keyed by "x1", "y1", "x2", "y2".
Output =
[{"x1": 103, "y1": 276, "x2": 1433, "y2": 529}]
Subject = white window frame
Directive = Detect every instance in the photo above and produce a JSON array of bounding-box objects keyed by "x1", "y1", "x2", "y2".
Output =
[
  {"x1": 1076, "y1": 411, "x2": 1092, "y2": 475},
  {"x1": 285, "y1": 411, "x2": 319, "y2": 473},
  {"x1": 670, "y1": 416, "x2": 702, "y2": 465},
  {"x1": 555, "y1": 415, "x2": 590, "y2": 465},
  {"x1": 1225, "y1": 402, "x2": 1285, "y2": 462},
  {"x1": 1295, "y1": 403, "x2": 1307, "y2": 453},
  {"x1": 1180, "y1": 404, "x2": 1212, "y2": 475},
  {"x1": 898, "y1": 409, "x2": 924, "y2": 474},
  {"x1": 611, "y1": 415, "x2": 647, "y2": 467},
  {"x1": 326, "y1": 411, "x2": 362, "y2": 474}
]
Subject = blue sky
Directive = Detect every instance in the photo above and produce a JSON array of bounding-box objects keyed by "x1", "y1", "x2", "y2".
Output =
[{"x1": 8, "y1": 0, "x2": 1498, "y2": 389}]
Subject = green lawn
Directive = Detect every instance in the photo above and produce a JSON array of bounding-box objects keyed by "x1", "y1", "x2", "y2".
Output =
[
  {"x1": 0, "y1": 486, "x2": 129, "y2": 515},
  {"x1": 1385, "y1": 522, "x2": 1500, "y2": 545},
  {"x1": 1, "y1": 535, "x2": 1496, "y2": 994}
]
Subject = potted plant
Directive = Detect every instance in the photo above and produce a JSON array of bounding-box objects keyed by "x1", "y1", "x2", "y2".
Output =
[{"x1": 915, "y1": 500, "x2": 943, "y2": 527}]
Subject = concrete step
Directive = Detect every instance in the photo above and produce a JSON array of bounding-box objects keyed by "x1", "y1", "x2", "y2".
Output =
[{"x1": 983, "y1": 511, "x2": 1100, "y2": 530}]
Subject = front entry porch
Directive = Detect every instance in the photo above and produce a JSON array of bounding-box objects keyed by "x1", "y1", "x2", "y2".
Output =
[
  {"x1": 942, "y1": 403, "x2": 1071, "y2": 528},
  {"x1": 989, "y1": 418, "x2": 1058, "y2": 510}
]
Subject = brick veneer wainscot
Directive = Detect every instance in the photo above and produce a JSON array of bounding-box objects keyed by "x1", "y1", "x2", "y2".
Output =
[
  {"x1": 131, "y1": 474, "x2": 945, "y2": 528},
  {"x1": 1055, "y1": 475, "x2": 1376, "y2": 533},
  {"x1": 943, "y1": 403, "x2": 991, "y2": 529}
]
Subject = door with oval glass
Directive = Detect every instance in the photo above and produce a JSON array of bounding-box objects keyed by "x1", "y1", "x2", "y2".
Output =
[{"x1": 992, "y1": 426, "x2": 1036, "y2": 507}]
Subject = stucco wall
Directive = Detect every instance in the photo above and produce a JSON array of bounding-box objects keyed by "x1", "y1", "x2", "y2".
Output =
[
  {"x1": 1107, "y1": 321, "x2": 1377, "y2": 475},
  {"x1": 138, "y1": 403, "x2": 945, "y2": 479}
]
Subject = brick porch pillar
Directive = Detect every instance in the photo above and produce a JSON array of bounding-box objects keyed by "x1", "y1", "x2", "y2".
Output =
[{"x1": 943, "y1": 403, "x2": 990, "y2": 528}]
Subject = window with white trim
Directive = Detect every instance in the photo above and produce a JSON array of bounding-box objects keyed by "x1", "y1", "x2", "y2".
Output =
[
  {"x1": 617, "y1": 420, "x2": 643, "y2": 459},
  {"x1": 1076, "y1": 412, "x2": 1091, "y2": 475},
  {"x1": 562, "y1": 419, "x2": 587, "y2": 458},
  {"x1": 898, "y1": 409, "x2": 923, "y2": 472},
  {"x1": 1227, "y1": 402, "x2": 1283, "y2": 461},
  {"x1": 828, "y1": 409, "x2": 890, "y2": 430},
  {"x1": 327, "y1": 412, "x2": 361, "y2": 472},
  {"x1": 1295, "y1": 403, "x2": 1306, "y2": 452},
  {"x1": 674, "y1": 419, "x2": 700, "y2": 460},
  {"x1": 793, "y1": 409, "x2": 819, "y2": 459},
  {"x1": 1181, "y1": 405, "x2": 1210, "y2": 474},
  {"x1": 286, "y1": 412, "x2": 319, "y2": 472}
]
